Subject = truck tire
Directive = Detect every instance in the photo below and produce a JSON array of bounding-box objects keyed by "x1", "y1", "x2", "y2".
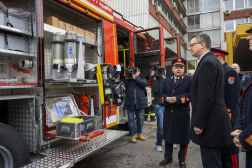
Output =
[{"x1": 0, "y1": 123, "x2": 30, "y2": 168}]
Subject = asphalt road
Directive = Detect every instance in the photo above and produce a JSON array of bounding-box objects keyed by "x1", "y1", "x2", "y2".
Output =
[{"x1": 74, "y1": 120, "x2": 246, "y2": 168}]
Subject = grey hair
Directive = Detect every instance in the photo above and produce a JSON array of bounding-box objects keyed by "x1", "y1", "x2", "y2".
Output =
[{"x1": 195, "y1": 33, "x2": 211, "y2": 50}]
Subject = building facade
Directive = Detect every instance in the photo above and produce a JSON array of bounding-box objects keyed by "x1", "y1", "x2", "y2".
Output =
[
  {"x1": 183, "y1": 0, "x2": 225, "y2": 74},
  {"x1": 185, "y1": 0, "x2": 252, "y2": 73},
  {"x1": 102, "y1": 0, "x2": 188, "y2": 60},
  {"x1": 223, "y1": 0, "x2": 252, "y2": 71},
  {"x1": 223, "y1": 0, "x2": 252, "y2": 46}
]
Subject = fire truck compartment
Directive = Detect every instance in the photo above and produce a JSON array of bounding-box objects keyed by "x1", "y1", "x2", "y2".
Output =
[{"x1": 44, "y1": 95, "x2": 100, "y2": 140}]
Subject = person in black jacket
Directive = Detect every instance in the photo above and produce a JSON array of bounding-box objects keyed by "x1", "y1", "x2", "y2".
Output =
[
  {"x1": 159, "y1": 58, "x2": 192, "y2": 168},
  {"x1": 124, "y1": 67, "x2": 148, "y2": 143},
  {"x1": 189, "y1": 33, "x2": 233, "y2": 168},
  {"x1": 211, "y1": 48, "x2": 240, "y2": 168},
  {"x1": 150, "y1": 68, "x2": 166, "y2": 152}
]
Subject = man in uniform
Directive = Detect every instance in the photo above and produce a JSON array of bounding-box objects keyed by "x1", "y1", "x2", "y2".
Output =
[
  {"x1": 159, "y1": 58, "x2": 192, "y2": 168},
  {"x1": 231, "y1": 26, "x2": 252, "y2": 168},
  {"x1": 211, "y1": 48, "x2": 240, "y2": 168}
]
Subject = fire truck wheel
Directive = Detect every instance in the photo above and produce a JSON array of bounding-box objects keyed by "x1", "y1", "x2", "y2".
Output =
[{"x1": 0, "y1": 123, "x2": 30, "y2": 168}]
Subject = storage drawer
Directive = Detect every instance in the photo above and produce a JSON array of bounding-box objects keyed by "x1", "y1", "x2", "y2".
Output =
[
  {"x1": 0, "y1": 33, "x2": 28, "y2": 52},
  {"x1": 56, "y1": 116, "x2": 100, "y2": 140}
]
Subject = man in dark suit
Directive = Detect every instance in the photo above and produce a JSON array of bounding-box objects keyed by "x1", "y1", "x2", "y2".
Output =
[
  {"x1": 189, "y1": 33, "x2": 233, "y2": 168},
  {"x1": 231, "y1": 26, "x2": 252, "y2": 168},
  {"x1": 211, "y1": 48, "x2": 240, "y2": 168},
  {"x1": 159, "y1": 58, "x2": 192, "y2": 168}
]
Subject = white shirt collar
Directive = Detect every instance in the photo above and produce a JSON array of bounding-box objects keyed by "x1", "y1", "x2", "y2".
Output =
[
  {"x1": 174, "y1": 76, "x2": 180, "y2": 82},
  {"x1": 198, "y1": 51, "x2": 210, "y2": 64}
]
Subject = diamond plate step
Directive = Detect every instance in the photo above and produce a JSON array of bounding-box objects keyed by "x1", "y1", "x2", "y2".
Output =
[
  {"x1": 22, "y1": 156, "x2": 74, "y2": 168},
  {"x1": 22, "y1": 130, "x2": 128, "y2": 167}
]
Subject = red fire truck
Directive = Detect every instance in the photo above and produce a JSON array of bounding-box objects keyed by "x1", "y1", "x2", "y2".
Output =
[{"x1": 0, "y1": 0, "x2": 170, "y2": 167}]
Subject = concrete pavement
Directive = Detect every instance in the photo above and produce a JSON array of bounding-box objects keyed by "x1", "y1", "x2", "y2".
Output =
[{"x1": 74, "y1": 120, "x2": 246, "y2": 168}]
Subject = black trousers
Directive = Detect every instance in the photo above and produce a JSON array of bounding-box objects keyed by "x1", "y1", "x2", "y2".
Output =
[
  {"x1": 246, "y1": 152, "x2": 252, "y2": 168},
  {"x1": 200, "y1": 146, "x2": 222, "y2": 168},
  {"x1": 221, "y1": 153, "x2": 239, "y2": 168},
  {"x1": 164, "y1": 141, "x2": 188, "y2": 161}
]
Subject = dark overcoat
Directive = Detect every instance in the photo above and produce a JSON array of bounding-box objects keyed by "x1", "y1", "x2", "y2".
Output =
[
  {"x1": 190, "y1": 51, "x2": 233, "y2": 147},
  {"x1": 160, "y1": 75, "x2": 192, "y2": 145},
  {"x1": 234, "y1": 75, "x2": 252, "y2": 168},
  {"x1": 124, "y1": 77, "x2": 148, "y2": 110},
  {"x1": 221, "y1": 62, "x2": 240, "y2": 154},
  {"x1": 234, "y1": 75, "x2": 252, "y2": 153}
]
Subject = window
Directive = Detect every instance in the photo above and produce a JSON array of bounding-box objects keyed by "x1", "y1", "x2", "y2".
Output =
[
  {"x1": 224, "y1": 18, "x2": 246, "y2": 32},
  {"x1": 225, "y1": 19, "x2": 234, "y2": 32},
  {"x1": 236, "y1": 18, "x2": 245, "y2": 27},
  {"x1": 195, "y1": 0, "x2": 202, "y2": 12},
  {"x1": 187, "y1": 0, "x2": 194, "y2": 13},
  {"x1": 187, "y1": 15, "x2": 201, "y2": 30},
  {"x1": 249, "y1": 0, "x2": 252, "y2": 7},
  {"x1": 212, "y1": 30, "x2": 221, "y2": 46},
  {"x1": 212, "y1": 0, "x2": 220, "y2": 10},
  {"x1": 224, "y1": 0, "x2": 246, "y2": 10},
  {"x1": 248, "y1": 17, "x2": 252, "y2": 23},
  {"x1": 203, "y1": 12, "x2": 220, "y2": 29},
  {"x1": 224, "y1": 0, "x2": 233, "y2": 10},
  {"x1": 188, "y1": 16, "x2": 194, "y2": 30},
  {"x1": 235, "y1": 0, "x2": 244, "y2": 9},
  {"x1": 204, "y1": 0, "x2": 212, "y2": 11},
  {"x1": 204, "y1": 29, "x2": 221, "y2": 46},
  {"x1": 195, "y1": 15, "x2": 201, "y2": 29},
  {"x1": 213, "y1": 12, "x2": 220, "y2": 27},
  {"x1": 203, "y1": 13, "x2": 212, "y2": 28},
  {"x1": 187, "y1": 0, "x2": 219, "y2": 14}
]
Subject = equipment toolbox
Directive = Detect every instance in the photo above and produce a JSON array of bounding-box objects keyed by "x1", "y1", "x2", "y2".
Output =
[{"x1": 45, "y1": 95, "x2": 100, "y2": 140}]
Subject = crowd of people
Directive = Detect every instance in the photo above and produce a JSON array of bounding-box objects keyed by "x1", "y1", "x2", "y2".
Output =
[{"x1": 123, "y1": 27, "x2": 252, "y2": 168}]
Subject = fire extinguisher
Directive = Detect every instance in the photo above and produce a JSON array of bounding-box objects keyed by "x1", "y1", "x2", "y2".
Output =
[
  {"x1": 68, "y1": 91, "x2": 79, "y2": 106},
  {"x1": 79, "y1": 92, "x2": 95, "y2": 115},
  {"x1": 79, "y1": 91, "x2": 90, "y2": 115}
]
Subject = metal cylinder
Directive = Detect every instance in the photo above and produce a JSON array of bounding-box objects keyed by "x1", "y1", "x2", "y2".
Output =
[
  {"x1": 0, "y1": 77, "x2": 17, "y2": 84},
  {"x1": 101, "y1": 66, "x2": 112, "y2": 99},
  {"x1": 52, "y1": 32, "x2": 65, "y2": 65},
  {"x1": 19, "y1": 59, "x2": 33, "y2": 69},
  {"x1": 64, "y1": 31, "x2": 77, "y2": 65},
  {"x1": 76, "y1": 34, "x2": 85, "y2": 66}
]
